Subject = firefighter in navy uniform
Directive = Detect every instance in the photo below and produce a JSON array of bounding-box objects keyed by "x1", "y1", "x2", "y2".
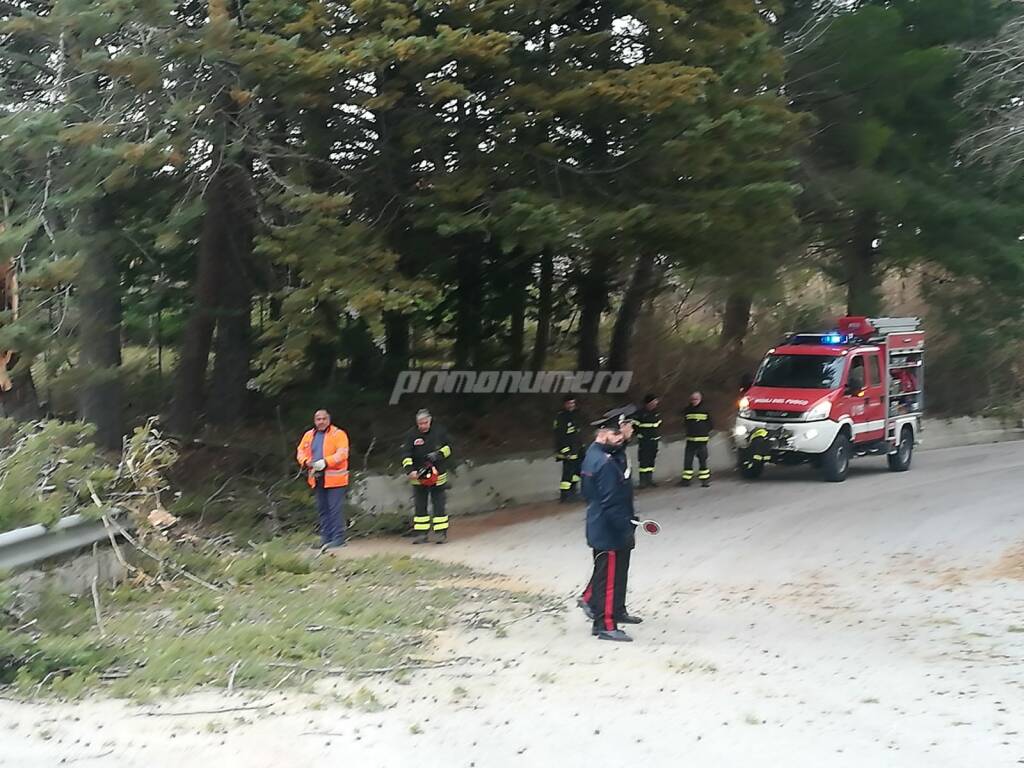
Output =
[
  {"x1": 680, "y1": 391, "x2": 713, "y2": 487},
  {"x1": 553, "y1": 396, "x2": 583, "y2": 502},
  {"x1": 632, "y1": 393, "x2": 662, "y2": 487},
  {"x1": 402, "y1": 409, "x2": 453, "y2": 544}
]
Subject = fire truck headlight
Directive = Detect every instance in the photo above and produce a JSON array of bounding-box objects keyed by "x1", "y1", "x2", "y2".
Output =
[
  {"x1": 804, "y1": 400, "x2": 832, "y2": 422},
  {"x1": 738, "y1": 396, "x2": 752, "y2": 418}
]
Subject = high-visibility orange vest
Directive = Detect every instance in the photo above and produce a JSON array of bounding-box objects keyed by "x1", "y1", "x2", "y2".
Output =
[{"x1": 296, "y1": 426, "x2": 350, "y2": 488}]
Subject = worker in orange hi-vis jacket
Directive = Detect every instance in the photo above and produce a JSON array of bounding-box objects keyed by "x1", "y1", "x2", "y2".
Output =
[{"x1": 296, "y1": 409, "x2": 350, "y2": 549}]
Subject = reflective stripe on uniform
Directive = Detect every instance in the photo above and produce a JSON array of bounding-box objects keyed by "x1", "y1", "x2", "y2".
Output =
[
  {"x1": 559, "y1": 481, "x2": 572, "y2": 490},
  {"x1": 439, "y1": 445, "x2": 452, "y2": 458},
  {"x1": 686, "y1": 436, "x2": 710, "y2": 443},
  {"x1": 572, "y1": 474, "x2": 580, "y2": 482},
  {"x1": 681, "y1": 470, "x2": 694, "y2": 479},
  {"x1": 402, "y1": 458, "x2": 413, "y2": 468},
  {"x1": 685, "y1": 413, "x2": 708, "y2": 421},
  {"x1": 432, "y1": 516, "x2": 449, "y2": 531},
  {"x1": 413, "y1": 516, "x2": 431, "y2": 531},
  {"x1": 638, "y1": 467, "x2": 654, "y2": 473},
  {"x1": 698, "y1": 470, "x2": 711, "y2": 479}
]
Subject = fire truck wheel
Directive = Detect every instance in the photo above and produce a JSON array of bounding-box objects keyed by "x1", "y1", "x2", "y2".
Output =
[
  {"x1": 821, "y1": 432, "x2": 851, "y2": 482},
  {"x1": 887, "y1": 426, "x2": 914, "y2": 472}
]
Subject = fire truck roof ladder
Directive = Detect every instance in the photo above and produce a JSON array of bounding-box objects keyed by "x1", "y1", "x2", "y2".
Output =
[{"x1": 866, "y1": 317, "x2": 921, "y2": 335}]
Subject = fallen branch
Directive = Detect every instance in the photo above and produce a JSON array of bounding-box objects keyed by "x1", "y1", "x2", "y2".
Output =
[
  {"x1": 32, "y1": 668, "x2": 70, "y2": 698},
  {"x1": 272, "y1": 669, "x2": 296, "y2": 690},
  {"x1": 227, "y1": 660, "x2": 242, "y2": 694},
  {"x1": 135, "y1": 703, "x2": 273, "y2": 718},
  {"x1": 64, "y1": 749, "x2": 114, "y2": 763},
  {"x1": 88, "y1": 482, "x2": 134, "y2": 578},
  {"x1": 353, "y1": 657, "x2": 475, "y2": 677},
  {"x1": 106, "y1": 513, "x2": 222, "y2": 593},
  {"x1": 267, "y1": 656, "x2": 476, "y2": 678},
  {"x1": 86, "y1": 479, "x2": 220, "y2": 592},
  {"x1": 90, "y1": 575, "x2": 106, "y2": 639}
]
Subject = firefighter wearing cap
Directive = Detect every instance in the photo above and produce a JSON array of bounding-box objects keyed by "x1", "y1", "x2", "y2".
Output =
[
  {"x1": 402, "y1": 409, "x2": 453, "y2": 544},
  {"x1": 553, "y1": 396, "x2": 583, "y2": 503},
  {"x1": 681, "y1": 391, "x2": 713, "y2": 487},
  {"x1": 578, "y1": 406, "x2": 643, "y2": 643},
  {"x1": 632, "y1": 393, "x2": 662, "y2": 487}
]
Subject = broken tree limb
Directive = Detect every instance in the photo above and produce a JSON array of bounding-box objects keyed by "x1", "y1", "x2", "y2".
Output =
[
  {"x1": 134, "y1": 703, "x2": 273, "y2": 718},
  {"x1": 86, "y1": 480, "x2": 222, "y2": 593}
]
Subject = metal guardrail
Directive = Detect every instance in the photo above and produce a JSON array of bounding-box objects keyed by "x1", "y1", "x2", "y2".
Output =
[{"x1": 0, "y1": 513, "x2": 123, "y2": 571}]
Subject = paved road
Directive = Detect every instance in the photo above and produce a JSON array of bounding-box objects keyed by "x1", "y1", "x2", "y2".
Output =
[{"x1": 5, "y1": 442, "x2": 1024, "y2": 767}]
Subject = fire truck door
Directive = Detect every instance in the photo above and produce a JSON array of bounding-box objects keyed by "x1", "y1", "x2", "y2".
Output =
[
  {"x1": 842, "y1": 354, "x2": 877, "y2": 444},
  {"x1": 860, "y1": 351, "x2": 886, "y2": 442}
]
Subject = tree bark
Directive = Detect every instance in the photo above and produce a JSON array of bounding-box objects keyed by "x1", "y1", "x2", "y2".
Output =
[
  {"x1": 577, "y1": 252, "x2": 611, "y2": 371},
  {"x1": 530, "y1": 250, "x2": 554, "y2": 371},
  {"x1": 845, "y1": 210, "x2": 882, "y2": 316},
  {"x1": 507, "y1": 254, "x2": 531, "y2": 369},
  {"x1": 383, "y1": 311, "x2": 410, "y2": 372},
  {"x1": 168, "y1": 167, "x2": 235, "y2": 435},
  {"x1": 77, "y1": 200, "x2": 123, "y2": 450},
  {"x1": 454, "y1": 248, "x2": 483, "y2": 369},
  {"x1": 607, "y1": 253, "x2": 656, "y2": 371},
  {"x1": 207, "y1": 158, "x2": 256, "y2": 426},
  {"x1": 720, "y1": 285, "x2": 754, "y2": 351},
  {"x1": 207, "y1": 267, "x2": 252, "y2": 424},
  {"x1": 0, "y1": 363, "x2": 40, "y2": 421}
]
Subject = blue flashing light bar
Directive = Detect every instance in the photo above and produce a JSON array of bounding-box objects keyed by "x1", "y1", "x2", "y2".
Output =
[{"x1": 822, "y1": 333, "x2": 847, "y2": 345}]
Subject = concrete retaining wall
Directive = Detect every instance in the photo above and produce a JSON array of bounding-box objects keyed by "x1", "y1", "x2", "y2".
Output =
[{"x1": 349, "y1": 416, "x2": 1024, "y2": 518}]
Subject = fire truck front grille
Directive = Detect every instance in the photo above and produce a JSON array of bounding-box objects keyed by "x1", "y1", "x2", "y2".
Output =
[{"x1": 752, "y1": 410, "x2": 801, "y2": 421}]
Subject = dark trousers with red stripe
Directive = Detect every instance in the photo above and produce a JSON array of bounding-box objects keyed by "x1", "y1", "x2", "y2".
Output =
[{"x1": 584, "y1": 548, "x2": 631, "y2": 631}]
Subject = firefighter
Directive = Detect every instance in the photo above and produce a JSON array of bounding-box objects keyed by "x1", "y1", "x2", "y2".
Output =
[
  {"x1": 295, "y1": 409, "x2": 350, "y2": 549},
  {"x1": 579, "y1": 405, "x2": 642, "y2": 642},
  {"x1": 742, "y1": 427, "x2": 772, "y2": 472},
  {"x1": 553, "y1": 396, "x2": 583, "y2": 503},
  {"x1": 680, "y1": 391, "x2": 713, "y2": 487},
  {"x1": 401, "y1": 409, "x2": 453, "y2": 544},
  {"x1": 632, "y1": 393, "x2": 662, "y2": 487}
]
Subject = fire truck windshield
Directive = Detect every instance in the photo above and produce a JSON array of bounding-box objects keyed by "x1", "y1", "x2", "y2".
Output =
[{"x1": 755, "y1": 354, "x2": 845, "y2": 390}]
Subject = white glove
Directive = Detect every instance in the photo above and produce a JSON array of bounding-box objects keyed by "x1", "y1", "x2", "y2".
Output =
[{"x1": 312, "y1": 459, "x2": 327, "y2": 472}]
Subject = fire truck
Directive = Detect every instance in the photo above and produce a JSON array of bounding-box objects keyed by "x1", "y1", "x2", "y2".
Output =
[{"x1": 733, "y1": 316, "x2": 924, "y2": 482}]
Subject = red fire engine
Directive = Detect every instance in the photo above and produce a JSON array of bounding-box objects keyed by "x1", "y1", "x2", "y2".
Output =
[{"x1": 733, "y1": 316, "x2": 924, "y2": 482}]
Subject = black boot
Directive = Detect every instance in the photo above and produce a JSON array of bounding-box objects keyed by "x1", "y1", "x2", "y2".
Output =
[
  {"x1": 678, "y1": 478, "x2": 691, "y2": 487},
  {"x1": 595, "y1": 628, "x2": 633, "y2": 642},
  {"x1": 412, "y1": 532, "x2": 429, "y2": 545},
  {"x1": 701, "y1": 479, "x2": 711, "y2": 488},
  {"x1": 616, "y1": 613, "x2": 644, "y2": 624},
  {"x1": 434, "y1": 530, "x2": 448, "y2": 545}
]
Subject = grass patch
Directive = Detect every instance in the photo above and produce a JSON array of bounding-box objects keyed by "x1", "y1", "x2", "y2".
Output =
[{"x1": 2, "y1": 551, "x2": 475, "y2": 699}]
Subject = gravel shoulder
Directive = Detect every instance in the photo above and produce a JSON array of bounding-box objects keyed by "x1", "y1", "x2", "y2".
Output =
[{"x1": 4, "y1": 443, "x2": 1024, "y2": 767}]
